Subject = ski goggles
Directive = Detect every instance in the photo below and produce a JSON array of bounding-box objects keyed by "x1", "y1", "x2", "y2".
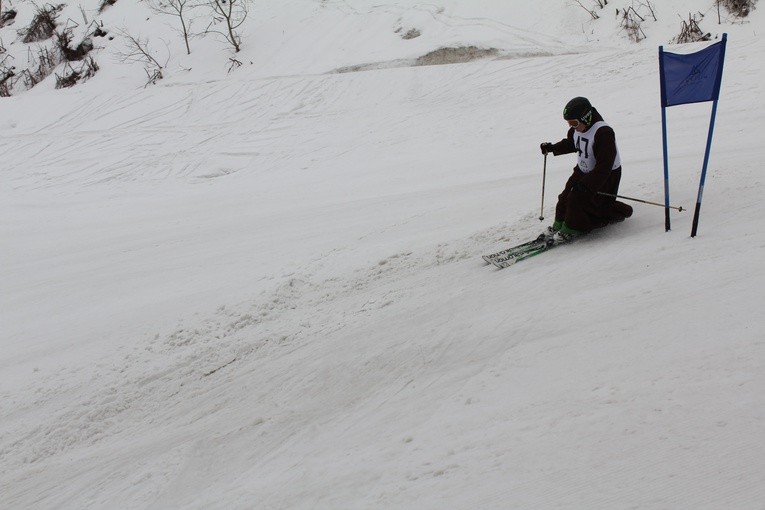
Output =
[{"x1": 566, "y1": 119, "x2": 580, "y2": 128}]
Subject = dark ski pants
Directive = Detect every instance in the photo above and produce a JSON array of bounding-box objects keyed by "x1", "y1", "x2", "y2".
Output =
[{"x1": 555, "y1": 168, "x2": 625, "y2": 232}]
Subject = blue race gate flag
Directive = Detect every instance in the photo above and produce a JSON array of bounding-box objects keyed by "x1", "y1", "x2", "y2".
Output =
[
  {"x1": 660, "y1": 38, "x2": 726, "y2": 107},
  {"x1": 658, "y1": 34, "x2": 727, "y2": 236}
]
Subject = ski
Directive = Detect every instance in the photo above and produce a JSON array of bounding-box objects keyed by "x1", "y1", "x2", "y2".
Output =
[
  {"x1": 490, "y1": 240, "x2": 553, "y2": 268},
  {"x1": 483, "y1": 232, "x2": 577, "y2": 269},
  {"x1": 482, "y1": 233, "x2": 548, "y2": 264}
]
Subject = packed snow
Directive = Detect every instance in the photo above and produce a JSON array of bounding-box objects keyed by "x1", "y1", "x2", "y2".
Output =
[{"x1": 1, "y1": 0, "x2": 764, "y2": 508}]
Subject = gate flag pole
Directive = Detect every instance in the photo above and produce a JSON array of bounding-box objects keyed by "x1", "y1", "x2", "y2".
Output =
[
  {"x1": 691, "y1": 93, "x2": 721, "y2": 237},
  {"x1": 658, "y1": 44, "x2": 671, "y2": 231}
]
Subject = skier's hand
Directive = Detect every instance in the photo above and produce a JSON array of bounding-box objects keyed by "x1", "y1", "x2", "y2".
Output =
[
  {"x1": 540, "y1": 142, "x2": 554, "y2": 155},
  {"x1": 572, "y1": 182, "x2": 589, "y2": 194}
]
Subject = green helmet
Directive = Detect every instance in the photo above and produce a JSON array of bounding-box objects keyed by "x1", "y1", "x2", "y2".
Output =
[{"x1": 563, "y1": 97, "x2": 593, "y2": 124}]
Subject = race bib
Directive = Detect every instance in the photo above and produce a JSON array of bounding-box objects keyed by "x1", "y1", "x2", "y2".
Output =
[{"x1": 574, "y1": 121, "x2": 621, "y2": 173}]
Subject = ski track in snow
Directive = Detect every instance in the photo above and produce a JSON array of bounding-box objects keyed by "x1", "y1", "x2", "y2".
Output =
[{"x1": 0, "y1": 214, "x2": 534, "y2": 507}]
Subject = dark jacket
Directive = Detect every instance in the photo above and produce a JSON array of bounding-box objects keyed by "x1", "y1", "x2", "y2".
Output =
[{"x1": 549, "y1": 109, "x2": 631, "y2": 231}]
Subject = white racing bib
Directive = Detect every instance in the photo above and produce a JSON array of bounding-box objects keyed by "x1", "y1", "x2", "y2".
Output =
[{"x1": 574, "y1": 121, "x2": 621, "y2": 174}]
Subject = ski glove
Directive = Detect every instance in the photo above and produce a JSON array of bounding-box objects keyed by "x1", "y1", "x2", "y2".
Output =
[
  {"x1": 540, "y1": 143, "x2": 554, "y2": 155},
  {"x1": 572, "y1": 182, "x2": 589, "y2": 194}
]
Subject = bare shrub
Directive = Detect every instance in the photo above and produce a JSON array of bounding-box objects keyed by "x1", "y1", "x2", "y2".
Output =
[
  {"x1": 639, "y1": 1, "x2": 657, "y2": 21},
  {"x1": 21, "y1": 4, "x2": 63, "y2": 43},
  {"x1": 1, "y1": 8, "x2": 18, "y2": 28},
  {"x1": 573, "y1": 0, "x2": 607, "y2": 20},
  {"x1": 98, "y1": 0, "x2": 117, "y2": 14},
  {"x1": 1, "y1": 46, "x2": 58, "y2": 93},
  {"x1": 149, "y1": 0, "x2": 196, "y2": 55},
  {"x1": 205, "y1": 0, "x2": 251, "y2": 52},
  {"x1": 620, "y1": 6, "x2": 646, "y2": 42},
  {"x1": 22, "y1": 45, "x2": 59, "y2": 87},
  {"x1": 56, "y1": 28, "x2": 94, "y2": 61},
  {"x1": 718, "y1": 0, "x2": 756, "y2": 17},
  {"x1": 55, "y1": 56, "x2": 98, "y2": 88},
  {"x1": 0, "y1": 56, "x2": 14, "y2": 96},
  {"x1": 115, "y1": 30, "x2": 166, "y2": 86},
  {"x1": 613, "y1": 2, "x2": 656, "y2": 42},
  {"x1": 93, "y1": 24, "x2": 108, "y2": 38},
  {"x1": 226, "y1": 56, "x2": 241, "y2": 73},
  {"x1": 672, "y1": 12, "x2": 711, "y2": 44}
]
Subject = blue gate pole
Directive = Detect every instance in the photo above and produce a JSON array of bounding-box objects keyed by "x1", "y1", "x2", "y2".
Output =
[
  {"x1": 661, "y1": 105, "x2": 671, "y2": 232},
  {"x1": 691, "y1": 98, "x2": 720, "y2": 238},
  {"x1": 658, "y1": 44, "x2": 671, "y2": 232},
  {"x1": 691, "y1": 33, "x2": 727, "y2": 238}
]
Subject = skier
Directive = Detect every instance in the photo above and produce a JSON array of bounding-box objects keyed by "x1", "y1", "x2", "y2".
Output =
[{"x1": 540, "y1": 97, "x2": 632, "y2": 243}]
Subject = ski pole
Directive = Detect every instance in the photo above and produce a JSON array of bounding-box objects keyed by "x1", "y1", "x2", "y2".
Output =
[
  {"x1": 539, "y1": 153, "x2": 547, "y2": 221},
  {"x1": 597, "y1": 192, "x2": 685, "y2": 212}
]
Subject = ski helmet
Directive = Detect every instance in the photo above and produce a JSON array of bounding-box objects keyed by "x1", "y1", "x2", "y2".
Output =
[{"x1": 563, "y1": 96, "x2": 593, "y2": 124}]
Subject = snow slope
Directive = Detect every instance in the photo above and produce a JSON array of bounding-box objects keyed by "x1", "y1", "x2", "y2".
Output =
[{"x1": 2, "y1": 1, "x2": 764, "y2": 508}]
